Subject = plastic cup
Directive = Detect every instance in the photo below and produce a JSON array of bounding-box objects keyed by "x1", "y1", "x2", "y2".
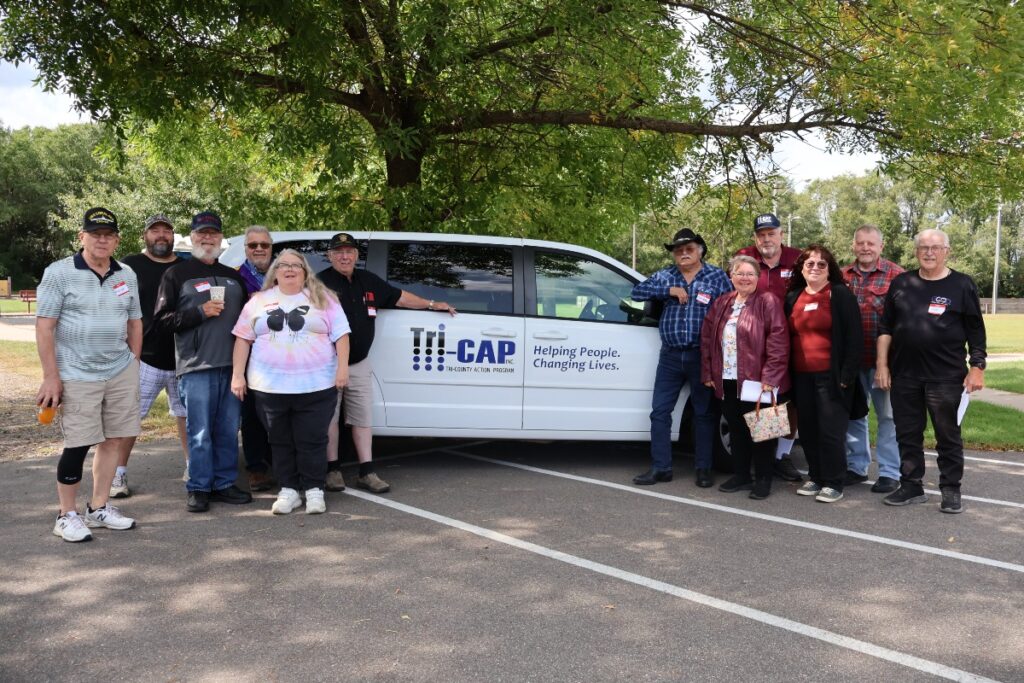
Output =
[
  {"x1": 209, "y1": 286, "x2": 225, "y2": 303},
  {"x1": 38, "y1": 405, "x2": 56, "y2": 424}
]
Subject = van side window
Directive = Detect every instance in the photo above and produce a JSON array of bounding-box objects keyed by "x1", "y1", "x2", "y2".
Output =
[
  {"x1": 386, "y1": 243, "x2": 514, "y2": 314},
  {"x1": 534, "y1": 251, "x2": 647, "y2": 324}
]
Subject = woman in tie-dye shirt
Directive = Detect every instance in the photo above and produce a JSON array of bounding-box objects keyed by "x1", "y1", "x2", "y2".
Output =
[{"x1": 231, "y1": 249, "x2": 350, "y2": 516}]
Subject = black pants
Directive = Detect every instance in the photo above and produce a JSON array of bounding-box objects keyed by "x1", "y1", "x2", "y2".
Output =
[
  {"x1": 241, "y1": 388, "x2": 272, "y2": 473},
  {"x1": 890, "y1": 377, "x2": 964, "y2": 493},
  {"x1": 253, "y1": 388, "x2": 336, "y2": 492},
  {"x1": 793, "y1": 372, "x2": 849, "y2": 490},
  {"x1": 721, "y1": 380, "x2": 776, "y2": 482}
]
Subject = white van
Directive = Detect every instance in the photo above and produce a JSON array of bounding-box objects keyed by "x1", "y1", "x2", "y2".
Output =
[{"x1": 221, "y1": 232, "x2": 727, "y2": 462}]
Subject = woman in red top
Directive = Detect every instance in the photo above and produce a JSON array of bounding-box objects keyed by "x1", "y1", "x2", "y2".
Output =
[{"x1": 784, "y1": 246, "x2": 865, "y2": 503}]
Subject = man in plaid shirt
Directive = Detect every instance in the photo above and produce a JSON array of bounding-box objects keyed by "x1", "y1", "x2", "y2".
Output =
[
  {"x1": 631, "y1": 228, "x2": 732, "y2": 488},
  {"x1": 842, "y1": 224, "x2": 904, "y2": 493}
]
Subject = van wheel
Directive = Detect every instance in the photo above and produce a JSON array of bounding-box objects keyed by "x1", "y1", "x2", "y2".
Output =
[{"x1": 678, "y1": 400, "x2": 733, "y2": 473}]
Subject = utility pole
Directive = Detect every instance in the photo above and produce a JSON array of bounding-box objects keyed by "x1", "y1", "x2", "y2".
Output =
[
  {"x1": 992, "y1": 202, "x2": 1002, "y2": 314},
  {"x1": 787, "y1": 214, "x2": 800, "y2": 247},
  {"x1": 631, "y1": 224, "x2": 637, "y2": 271}
]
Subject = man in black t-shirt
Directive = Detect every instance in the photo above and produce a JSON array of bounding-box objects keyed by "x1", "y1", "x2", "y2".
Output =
[
  {"x1": 316, "y1": 232, "x2": 455, "y2": 493},
  {"x1": 116, "y1": 214, "x2": 190, "y2": 497},
  {"x1": 876, "y1": 228, "x2": 986, "y2": 514}
]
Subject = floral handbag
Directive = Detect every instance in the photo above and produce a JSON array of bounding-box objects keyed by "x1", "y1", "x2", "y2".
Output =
[{"x1": 743, "y1": 396, "x2": 792, "y2": 443}]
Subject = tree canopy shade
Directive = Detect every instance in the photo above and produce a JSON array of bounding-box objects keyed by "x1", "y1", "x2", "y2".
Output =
[{"x1": 4, "y1": 1, "x2": 1024, "y2": 233}]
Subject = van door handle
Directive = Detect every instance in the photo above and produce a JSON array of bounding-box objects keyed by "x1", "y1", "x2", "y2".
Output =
[
  {"x1": 482, "y1": 328, "x2": 518, "y2": 338},
  {"x1": 532, "y1": 332, "x2": 569, "y2": 340}
]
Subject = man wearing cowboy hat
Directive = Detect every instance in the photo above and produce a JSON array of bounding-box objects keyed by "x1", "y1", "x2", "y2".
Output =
[{"x1": 631, "y1": 228, "x2": 732, "y2": 488}]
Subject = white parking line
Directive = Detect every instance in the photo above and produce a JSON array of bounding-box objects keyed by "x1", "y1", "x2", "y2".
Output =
[
  {"x1": 343, "y1": 488, "x2": 1002, "y2": 683},
  {"x1": 925, "y1": 450, "x2": 1024, "y2": 468},
  {"x1": 857, "y1": 479, "x2": 1024, "y2": 510},
  {"x1": 453, "y1": 453, "x2": 1024, "y2": 575}
]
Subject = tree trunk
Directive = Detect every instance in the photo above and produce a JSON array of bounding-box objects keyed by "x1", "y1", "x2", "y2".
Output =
[{"x1": 384, "y1": 151, "x2": 424, "y2": 230}]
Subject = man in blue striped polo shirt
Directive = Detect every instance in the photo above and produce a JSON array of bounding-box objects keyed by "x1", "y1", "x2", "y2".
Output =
[
  {"x1": 36, "y1": 207, "x2": 143, "y2": 542},
  {"x1": 631, "y1": 228, "x2": 732, "y2": 488}
]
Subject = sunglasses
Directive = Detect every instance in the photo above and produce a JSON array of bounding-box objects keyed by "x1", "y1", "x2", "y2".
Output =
[
  {"x1": 803, "y1": 260, "x2": 828, "y2": 270},
  {"x1": 246, "y1": 242, "x2": 271, "y2": 249}
]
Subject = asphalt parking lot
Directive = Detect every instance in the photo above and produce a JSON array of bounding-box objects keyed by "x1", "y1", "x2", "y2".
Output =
[{"x1": 2, "y1": 438, "x2": 1022, "y2": 682}]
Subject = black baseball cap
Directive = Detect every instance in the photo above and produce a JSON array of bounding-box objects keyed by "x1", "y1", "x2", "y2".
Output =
[
  {"x1": 82, "y1": 207, "x2": 119, "y2": 233},
  {"x1": 327, "y1": 233, "x2": 359, "y2": 250}
]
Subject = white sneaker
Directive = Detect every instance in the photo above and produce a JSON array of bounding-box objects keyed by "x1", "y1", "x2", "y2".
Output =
[
  {"x1": 53, "y1": 513, "x2": 93, "y2": 542},
  {"x1": 85, "y1": 503, "x2": 136, "y2": 530},
  {"x1": 110, "y1": 472, "x2": 130, "y2": 498},
  {"x1": 305, "y1": 488, "x2": 326, "y2": 514},
  {"x1": 272, "y1": 487, "x2": 302, "y2": 515}
]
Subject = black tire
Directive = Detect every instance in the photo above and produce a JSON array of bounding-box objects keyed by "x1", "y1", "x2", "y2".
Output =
[{"x1": 677, "y1": 398, "x2": 733, "y2": 473}]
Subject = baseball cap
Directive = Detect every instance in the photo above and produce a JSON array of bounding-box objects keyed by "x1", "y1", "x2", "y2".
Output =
[
  {"x1": 754, "y1": 213, "x2": 781, "y2": 231},
  {"x1": 82, "y1": 207, "x2": 119, "y2": 233},
  {"x1": 145, "y1": 213, "x2": 174, "y2": 231},
  {"x1": 327, "y1": 233, "x2": 359, "y2": 250},
  {"x1": 191, "y1": 211, "x2": 222, "y2": 232}
]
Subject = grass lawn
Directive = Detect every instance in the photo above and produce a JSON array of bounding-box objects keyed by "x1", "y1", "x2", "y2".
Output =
[
  {"x1": 984, "y1": 314, "x2": 1024, "y2": 354},
  {"x1": 0, "y1": 297, "x2": 37, "y2": 315},
  {"x1": 0, "y1": 341, "x2": 177, "y2": 440},
  {"x1": 867, "y1": 399, "x2": 1024, "y2": 451},
  {"x1": 985, "y1": 361, "x2": 1024, "y2": 394}
]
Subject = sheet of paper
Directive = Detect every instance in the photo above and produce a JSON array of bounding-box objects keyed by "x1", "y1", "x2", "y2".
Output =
[
  {"x1": 957, "y1": 390, "x2": 970, "y2": 426},
  {"x1": 740, "y1": 379, "x2": 776, "y2": 404}
]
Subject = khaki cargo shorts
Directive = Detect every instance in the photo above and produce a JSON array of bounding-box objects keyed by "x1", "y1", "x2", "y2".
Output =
[{"x1": 60, "y1": 360, "x2": 142, "y2": 448}]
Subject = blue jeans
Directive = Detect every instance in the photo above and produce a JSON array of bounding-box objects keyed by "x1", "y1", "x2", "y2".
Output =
[
  {"x1": 650, "y1": 347, "x2": 714, "y2": 471},
  {"x1": 845, "y1": 368, "x2": 900, "y2": 479},
  {"x1": 179, "y1": 367, "x2": 241, "y2": 493}
]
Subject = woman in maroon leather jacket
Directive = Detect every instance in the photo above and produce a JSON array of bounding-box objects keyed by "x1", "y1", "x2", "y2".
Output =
[{"x1": 701, "y1": 255, "x2": 790, "y2": 499}]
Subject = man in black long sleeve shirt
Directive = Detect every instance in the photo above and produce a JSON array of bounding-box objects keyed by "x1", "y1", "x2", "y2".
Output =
[{"x1": 876, "y1": 229, "x2": 986, "y2": 513}]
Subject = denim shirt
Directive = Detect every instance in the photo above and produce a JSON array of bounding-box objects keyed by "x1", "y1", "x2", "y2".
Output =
[{"x1": 632, "y1": 262, "x2": 733, "y2": 349}]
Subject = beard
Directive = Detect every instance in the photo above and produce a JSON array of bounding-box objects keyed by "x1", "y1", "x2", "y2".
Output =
[
  {"x1": 147, "y1": 239, "x2": 173, "y2": 258},
  {"x1": 191, "y1": 243, "x2": 223, "y2": 262}
]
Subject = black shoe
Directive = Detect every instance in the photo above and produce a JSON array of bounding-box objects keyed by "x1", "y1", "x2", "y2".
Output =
[
  {"x1": 633, "y1": 469, "x2": 673, "y2": 486},
  {"x1": 186, "y1": 490, "x2": 210, "y2": 513},
  {"x1": 939, "y1": 488, "x2": 964, "y2": 514},
  {"x1": 210, "y1": 485, "x2": 253, "y2": 505},
  {"x1": 883, "y1": 486, "x2": 927, "y2": 506},
  {"x1": 749, "y1": 478, "x2": 772, "y2": 500},
  {"x1": 773, "y1": 456, "x2": 803, "y2": 482},
  {"x1": 871, "y1": 476, "x2": 900, "y2": 493},
  {"x1": 695, "y1": 468, "x2": 714, "y2": 488},
  {"x1": 718, "y1": 476, "x2": 753, "y2": 493},
  {"x1": 844, "y1": 470, "x2": 869, "y2": 485}
]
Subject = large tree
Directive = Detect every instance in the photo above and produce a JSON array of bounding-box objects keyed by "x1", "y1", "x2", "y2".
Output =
[{"x1": 4, "y1": 1, "x2": 1024, "y2": 235}]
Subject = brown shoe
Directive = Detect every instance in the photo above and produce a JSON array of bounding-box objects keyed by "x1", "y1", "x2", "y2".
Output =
[
  {"x1": 325, "y1": 469, "x2": 347, "y2": 492},
  {"x1": 248, "y1": 470, "x2": 275, "y2": 492},
  {"x1": 355, "y1": 472, "x2": 390, "y2": 493}
]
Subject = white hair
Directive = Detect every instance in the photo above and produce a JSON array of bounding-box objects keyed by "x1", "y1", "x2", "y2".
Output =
[
  {"x1": 913, "y1": 228, "x2": 950, "y2": 248},
  {"x1": 243, "y1": 225, "x2": 272, "y2": 242}
]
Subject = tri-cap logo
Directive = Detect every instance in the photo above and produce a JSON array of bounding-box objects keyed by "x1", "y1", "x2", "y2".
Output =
[{"x1": 410, "y1": 324, "x2": 516, "y2": 372}]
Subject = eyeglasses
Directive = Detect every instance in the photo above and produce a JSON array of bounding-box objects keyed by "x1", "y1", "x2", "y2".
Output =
[
  {"x1": 916, "y1": 245, "x2": 947, "y2": 253},
  {"x1": 246, "y1": 242, "x2": 271, "y2": 250},
  {"x1": 85, "y1": 232, "x2": 118, "y2": 241},
  {"x1": 803, "y1": 260, "x2": 828, "y2": 270},
  {"x1": 277, "y1": 262, "x2": 304, "y2": 271},
  {"x1": 732, "y1": 272, "x2": 758, "y2": 278}
]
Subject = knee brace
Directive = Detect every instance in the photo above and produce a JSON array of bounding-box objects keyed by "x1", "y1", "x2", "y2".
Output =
[{"x1": 56, "y1": 445, "x2": 91, "y2": 484}]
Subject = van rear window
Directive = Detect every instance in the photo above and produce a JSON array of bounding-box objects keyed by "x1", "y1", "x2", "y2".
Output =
[{"x1": 386, "y1": 243, "x2": 514, "y2": 314}]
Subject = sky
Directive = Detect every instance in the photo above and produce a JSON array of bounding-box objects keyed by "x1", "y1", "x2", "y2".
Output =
[{"x1": 0, "y1": 60, "x2": 880, "y2": 190}]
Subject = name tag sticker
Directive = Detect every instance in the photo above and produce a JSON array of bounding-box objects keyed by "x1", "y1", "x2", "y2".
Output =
[
  {"x1": 195, "y1": 281, "x2": 211, "y2": 293},
  {"x1": 781, "y1": 269, "x2": 793, "y2": 278},
  {"x1": 113, "y1": 281, "x2": 129, "y2": 297},
  {"x1": 928, "y1": 303, "x2": 946, "y2": 316},
  {"x1": 696, "y1": 292, "x2": 712, "y2": 305},
  {"x1": 804, "y1": 302, "x2": 819, "y2": 312}
]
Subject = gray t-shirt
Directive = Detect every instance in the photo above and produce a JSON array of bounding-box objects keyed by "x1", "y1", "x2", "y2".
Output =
[{"x1": 36, "y1": 252, "x2": 142, "y2": 382}]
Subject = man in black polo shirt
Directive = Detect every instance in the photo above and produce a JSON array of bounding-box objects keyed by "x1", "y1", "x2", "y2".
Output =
[
  {"x1": 876, "y1": 228, "x2": 986, "y2": 514},
  {"x1": 117, "y1": 214, "x2": 190, "y2": 496},
  {"x1": 317, "y1": 232, "x2": 455, "y2": 493}
]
